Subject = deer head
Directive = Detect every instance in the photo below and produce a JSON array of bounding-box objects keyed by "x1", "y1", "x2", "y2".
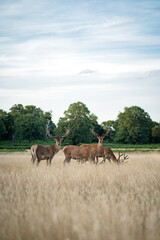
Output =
[
  {"x1": 90, "y1": 128, "x2": 110, "y2": 145},
  {"x1": 46, "y1": 128, "x2": 70, "y2": 147}
]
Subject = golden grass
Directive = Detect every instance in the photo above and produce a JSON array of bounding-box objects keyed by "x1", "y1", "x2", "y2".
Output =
[{"x1": 0, "y1": 151, "x2": 160, "y2": 240}]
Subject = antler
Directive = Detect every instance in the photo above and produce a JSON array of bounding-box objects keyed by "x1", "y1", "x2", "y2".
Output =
[
  {"x1": 90, "y1": 128, "x2": 99, "y2": 138},
  {"x1": 61, "y1": 129, "x2": 70, "y2": 138},
  {"x1": 45, "y1": 120, "x2": 57, "y2": 139},
  {"x1": 90, "y1": 128, "x2": 111, "y2": 139},
  {"x1": 46, "y1": 128, "x2": 57, "y2": 139},
  {"x1": 117, "y1": 152, "x2": 129, "y2": 163},
  {"x1": 102, "y1": 127, "x2": 111, "y2": 138}
]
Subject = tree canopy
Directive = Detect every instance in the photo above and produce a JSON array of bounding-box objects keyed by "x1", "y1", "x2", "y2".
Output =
[
  {"x1": 57, "y1": 102, "x2": 103, "y2": 144},
  {"x1": 0, "y1": 104, "x2": 55, "y2": 142},
  {"x1": 152, "y1": 123, "x2": 160, "y2": 143},
  {"x1": 0, "y1": 103, "x2": 158, "y2": 144},
  {"x1": 115, "y1": 106, "x2": 153, "y2": 144}
]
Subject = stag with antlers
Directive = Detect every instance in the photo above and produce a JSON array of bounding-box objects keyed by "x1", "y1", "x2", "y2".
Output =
[
  {"x1": 98, "y1": 149, "x2": 129, "y2": 164},
  {"x1": 80, "y1": 128, "x2": 110, "y2": 163},
  {"x1": 30, "y1": 123, "x2": 70, "y2": 166}
]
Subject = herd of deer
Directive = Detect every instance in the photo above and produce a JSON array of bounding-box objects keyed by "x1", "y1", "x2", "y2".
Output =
[{"x1": 30, "y1": 127, "x2": 128, "y2": 166}]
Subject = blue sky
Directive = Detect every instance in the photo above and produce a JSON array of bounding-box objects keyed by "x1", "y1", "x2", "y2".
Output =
[{"x1": 0, "y1": 0, "x2": 160, "y2": 124}]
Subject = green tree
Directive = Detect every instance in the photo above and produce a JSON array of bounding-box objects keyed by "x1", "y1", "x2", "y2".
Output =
[
  {"x1": 14, "y1": 113, "x2": 44, "y2": 142},
  {"x1": 9, "y1": 104, "x2": 55, "y2": 142},
  {"x1": 0, "y1": 118, "x2": 7, "y2": 140},
  {"x1": 10, "y1": 104, "x2": 25, "y2": 118},
  {"x1": 101, "y1": 120, "x2": 117, "y2": 142},
  {"x1": 152, "y1": 123, "x2": 160, "y2": 143},
  {"x1": 0, "y1": 109, "x2": 15, "y2": 140},
  {"x1": 5, "y1": 113, "x2": 14, "y2": 140},
  {"x1": 0, "y1": 110, "x2": 9, "y2": 140},
  {"x1": 57, "y1": 102, "x2": 94, "y2": 144},
  {"x1": 115, "y1": 106, "x2": 152, "y2": 144}
]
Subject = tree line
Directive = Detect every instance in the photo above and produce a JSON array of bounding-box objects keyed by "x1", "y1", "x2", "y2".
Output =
[{"x1": 0, "y1": 102, "x2": 160, "y2": 144}]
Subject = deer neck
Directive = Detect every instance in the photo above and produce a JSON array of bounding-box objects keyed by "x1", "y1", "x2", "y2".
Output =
[
  {"x1": 52, "y1": 144, "x2": 61, "y2": 153},
  {"x1": 97, "y1": 140, "x2": 102, "y2": 148},
  {"x1": 109, "y1": 150, "x2": 117, "y2": 162}
]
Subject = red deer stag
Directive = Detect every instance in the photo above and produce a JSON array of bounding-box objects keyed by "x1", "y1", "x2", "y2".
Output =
[
  {"x1": 31, "y1": 128, "x2": 70, "y2": 166},
  {"x1": 63, "y1": 145, "x2": 95, "y2": 165},
  {"x1": 98, "y1": 147, "x2": 129, "y2": 164},
  {"x1": 80, "y1": 128, "x2": 110, "y2": 163},
  {"x1": 81, "y1": 128, "x2": 128, "y2": 164}
]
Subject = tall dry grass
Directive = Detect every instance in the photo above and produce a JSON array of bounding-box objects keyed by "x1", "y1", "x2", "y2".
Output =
[{"x1": 0, "y1": 151, "x2": 160, "y2": 240}]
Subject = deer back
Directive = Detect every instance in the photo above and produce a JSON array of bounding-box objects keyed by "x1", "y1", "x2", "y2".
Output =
[
  {"x1": 63, "y1": 145, "x2": 91, "y2": 159},
  {"x1": 80, "y1": 144, "x2": 99, "y2": 157}
]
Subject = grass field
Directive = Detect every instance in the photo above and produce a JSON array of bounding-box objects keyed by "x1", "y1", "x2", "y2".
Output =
[{"x1": 0, "y1": 151, "x2": 160, "y2": 240}]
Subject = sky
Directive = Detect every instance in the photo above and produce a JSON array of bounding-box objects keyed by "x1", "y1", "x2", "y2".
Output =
[{"x1": 0, "y1": 0, "x2": 160, "y2": 124}]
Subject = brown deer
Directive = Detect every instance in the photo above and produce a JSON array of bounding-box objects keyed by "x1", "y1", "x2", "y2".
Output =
[
  {"x1": 98, "y1": 147, "x2": 129, "y2": 164},
  {"x1": 31, "y1": 128, "x2": 70, "y2": 166},
  {"x1": 80, "y1": 128, "x2": 110, "y2": 163},
  {"x1": 81, "y1": 128, "x2": 128, "y2": 164},
  {"x1": 63, "y1": 145, "x2": 95, "y2": 164}
]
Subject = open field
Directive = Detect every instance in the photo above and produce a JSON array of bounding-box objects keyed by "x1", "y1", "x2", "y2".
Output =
[{"x1": 0, "y1": 151, "x2": 160, "y2": 240}]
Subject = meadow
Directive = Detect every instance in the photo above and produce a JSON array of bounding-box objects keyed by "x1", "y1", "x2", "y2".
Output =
[{"x1": 0, "y1": 151, "x2": 160, "y2": 240}]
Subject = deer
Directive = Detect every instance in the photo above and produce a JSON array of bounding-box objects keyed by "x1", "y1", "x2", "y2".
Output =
[
  {"x1": 80, "y1": 128, "x2": 110, "y2": 163},
  {"x1": 30, "y1": 127, "x2": 70, "y2": 166},
  {"x1": 97, "y1": 147, "x2": 129, "y2": 164},
  {"x1": 63, "y1": 145, "x2": 95, "y2": 165},
  {"x1": 81, "y1": 128, "x2": 128, "y2": 164}
]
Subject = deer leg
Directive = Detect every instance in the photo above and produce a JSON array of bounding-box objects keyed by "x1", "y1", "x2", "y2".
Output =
[
  {"x1": 89, "y1": 157, "x2": 95, "y2": 164},
  {"x1": 93, "y1": 159, "x2": 97, "y2": 164},
  {"x1": 36, "y1": 158, "x2": 40, "y2": 166},
  {"x1": 105, "y1": 154, "x2": 111, "y2": 163},
  {"x1": 78, "y1": 158, "x2": 86, "y2": 164},
  {"x1": 77, "y1": 158, "x2": 82, "y2": 164},
  {"x1": 90, "y1": 154, "x2": 97, "y2": 164},
  {"x1": 31, "y1": 156, "x2": 34, "y2": 164},
  {"x1": 49, "y1": 156, "x2": 53, "y2": 166},
  {"x1": 100, "y1": 154, "x2": 111, "y2": 164},
  {"x1": 63, "y1": 156, "x2": 71, "y2": 165},
  {"x1": 31, "y1": 152, "x2": 36, "y2": 165},
  {"x1": 67, "y1": 157, "x2": 71, "y2": 164},
  {"x1": 79, "y1": 157, "x2": 84, "y2": 164},
  {"x1": 32, "y1": 154, "x2": 37, "y2": 165},
  {"x1": 94, "y1": 156, "x2": 98, "y2": 164},
  {"x1": 99, "y1": 155, "x2": 106, "y2": 164},
  {"x1": 33, "y1": 157, "x2": 36, "y2": 165}
]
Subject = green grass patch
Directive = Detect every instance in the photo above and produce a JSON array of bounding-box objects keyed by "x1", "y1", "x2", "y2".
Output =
[
  {"x1": 0, "y1": 149, "x2": 27, "y2": 152},
  {"x1": 0, "y1": 140, "x2": 53, "y2": 152},
  {"x1": 0, "y1": 140, "x2": 159, "y2": 152},
  {"x1": 113, "y1": 149, "x2": 160, "y2": 153},
  {"x1": 102, "y1": 142, "x2": 160, "y2": 149}
]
